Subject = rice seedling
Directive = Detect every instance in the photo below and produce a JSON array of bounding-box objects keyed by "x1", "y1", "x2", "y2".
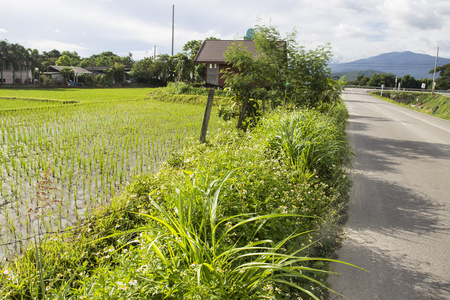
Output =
[{"x1": 0, "y1": 89, "x2": 229, "y2": 260}]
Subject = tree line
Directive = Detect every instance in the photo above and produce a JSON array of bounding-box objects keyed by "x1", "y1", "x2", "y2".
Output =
[
  {"x1": 0, "y1": 39, "x2": 214, "y2": 86},
  {"x1": 347, "y1": 68, "x2": 450, "y2": 90},
  {"x1": 3, "y1": 37, "x2": 449, "y2": 90}
]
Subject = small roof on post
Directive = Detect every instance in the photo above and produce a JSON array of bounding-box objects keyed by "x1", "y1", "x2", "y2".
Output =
[{"x1": 194, "y1": 40, "x2": 257, "y2": 64}]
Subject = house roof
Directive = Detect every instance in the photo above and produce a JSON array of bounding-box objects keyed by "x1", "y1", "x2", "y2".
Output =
[
  {"x1": 50, "y1": 65, "x2": 92, "y2": 74},
  {"x1": 194, "y1": 40, "x2": 257, "y2": 64}
]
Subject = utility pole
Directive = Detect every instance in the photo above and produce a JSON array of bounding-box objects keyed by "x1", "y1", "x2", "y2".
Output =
[
  {"x1": 432, "y1": 47, "x2": 439, "y2": 93},
  {"x1": 171, "y1": 5, "x2": 175, "y2": 56},
  {"x1": 154, "y1": 45, "x2": 156, "y2": 59}
]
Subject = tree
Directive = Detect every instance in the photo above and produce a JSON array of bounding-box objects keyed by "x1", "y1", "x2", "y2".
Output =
[
  {"x1": 110, "y1": 62, "x2": 125, "y2": 84},
  {"x1": 130, "y1": 57, "x2": 154, "y2": 84},
  {"x1": 28, "y1": 48, "x2": 41, "y2": 84},
  {"x1": 79, "y1": 51, "x2": 132, "y2": 68},
  {"x1": 176, "y1": 40, "x2": 203, "y2": 83},
  {"x1": 367, "y1": 73, "x2": 396, "y2": 87},
  {"x1": 351, "y1": 74, "x2": 370, "y2": 86},
  {"x1": 0, "y1": 40, "x2": 9, "y2": 85},
  {"x1": 286, "y1": 43, "x2": 334, "y2": 108},
  {"x1": 182, "y1": 40, "x2": 203, "y2": 59},
  {"x1": 55, "y1": 55, "x2": 73, "y2": 66},
  {"x1": 431, "y1": 64, "x2": 450, "y2": 90},
  {"x1": 418, "y1": 78, "x2": 433, "y2": 90},
  {"x1": 174, "y1": 53, "x2": 192, "y2": 82},
  {"x1": 8, "y1": 43, "x2": 24, "y2": 84},
  {"x1": 155, "y1": 54, "x2": 176, "y2": 83},
  {"x1": 122, "y1": 53, "x2": 134, "y2": 68},
  {"x1": 400, "y1": 74, "x2": 419, "y2": 89},
  {"x1": 60, "y1": 51, "x2": 80, "y2": 66},
  {"x1": 60, "y1": 67, "x2": 74, "y2": 82},
  {"x1": 40, "y1": 49, "x2": 61, "y2": 71},
  {"x1": 221, "y1": 23, "x2": 339, "y2": 130}
]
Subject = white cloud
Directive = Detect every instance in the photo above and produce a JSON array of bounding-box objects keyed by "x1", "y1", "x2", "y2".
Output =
[
  {"x1": 1, "y1": 0, "x2": 448, "y2": 61},
  {"x1": 378, "y1": 0, "x2": 443, "y2": 30},
  {"x1": 332, "y1": 23, "x2": 364, "y2": 38},
  {"x1": 131, "y1": 49, "x2": 157, "y2": 61},
  {"x1": 0, "y1": 28, "x2": 7, "y2": 33},
  {"x1": 26, "y1": 40, "x2": 87, "y2": 52}
]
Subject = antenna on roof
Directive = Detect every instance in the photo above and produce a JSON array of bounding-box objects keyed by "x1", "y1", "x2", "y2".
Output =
[{"x1": 244, "y1": 28, "x2": 255, "y2": 41}]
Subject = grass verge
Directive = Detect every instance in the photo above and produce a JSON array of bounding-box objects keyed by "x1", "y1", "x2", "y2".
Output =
[
  {"x1": 369, "y1": 91, "x2": 450, "y2": 121},
  {"x1": 0, "y1": 101, "x2": 355, "y2": 299}
]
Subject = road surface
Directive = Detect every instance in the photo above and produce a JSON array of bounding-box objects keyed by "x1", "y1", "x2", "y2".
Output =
[{"x1": 327, "y1": 88, "x2": 450, "y2": 299}]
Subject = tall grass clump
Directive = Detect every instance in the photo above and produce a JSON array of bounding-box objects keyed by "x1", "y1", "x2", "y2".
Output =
[
  {"x1": 0, "y1": 102, "x2": 356, "y2": 299},
  {"x1": 268, "y1": 109, "x2": 351, "y2": 186}
]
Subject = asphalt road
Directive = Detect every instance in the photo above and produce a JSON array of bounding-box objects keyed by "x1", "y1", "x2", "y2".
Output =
[{"x1": 327, "y1": 88, "x2": 450, "y2": 299}]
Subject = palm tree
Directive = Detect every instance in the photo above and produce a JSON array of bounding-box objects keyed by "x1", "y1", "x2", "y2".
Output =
[
  {"x1": 16, "y1": 44, "x2": 27, "y2": 84},
  {"x1": 28, "y1": 48, "x2": 41, "y2": 84},
  {"x1": 0, "y1": 40, "x2": 9, "y2": 85},
  {"x1": 8, "y1": 43, "x2": 21, "y2": 84}
]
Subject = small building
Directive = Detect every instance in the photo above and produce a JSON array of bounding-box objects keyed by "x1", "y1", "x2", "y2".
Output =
[
  {"x1": 194, "y1": 40, "x2": 258, "y2": 87},
  {"x1": 43, "y1": 66, "x2": 92, "y2": 84},
  {"x1": 0, "y1": 59, "x2": 32, "y2": 84}
]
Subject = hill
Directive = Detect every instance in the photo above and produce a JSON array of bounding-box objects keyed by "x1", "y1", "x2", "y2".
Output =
[
  {"x1": 330, "y1": 51, "x2": 450, "y2": 79},
  {"x1": 332, "y1": 69, "x2": 385, "y2": 81}
]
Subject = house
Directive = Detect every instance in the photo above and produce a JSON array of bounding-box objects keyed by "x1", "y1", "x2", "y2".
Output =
[
  {"x1": 194, "y1": 40, "x2": 258, "y2": 87},
  {"x1": 0, "y1": 59, "x2": 32, "y2": 84},
  {"x1": 43, "y1": 65, "x2": 92, "y2": 84}
]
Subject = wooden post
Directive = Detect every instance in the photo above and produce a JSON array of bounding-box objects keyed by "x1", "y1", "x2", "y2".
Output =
[
  {"x1": 199, "y1": 87, "x2": 215, "y2": 143},
  {"x1": 237, "y1": 93, "x2": 250, "y2": 130}
]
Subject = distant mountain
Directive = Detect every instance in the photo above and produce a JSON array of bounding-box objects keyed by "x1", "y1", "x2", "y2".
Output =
[
  {"x1": 330, "y1": 51, "x2": 450, "y2": 79},
  {"x1": 332, "y1": 69, "x2": 384, "y2": 81}
]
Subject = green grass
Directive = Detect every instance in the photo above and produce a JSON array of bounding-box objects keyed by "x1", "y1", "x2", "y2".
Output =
[
  {"x1": 370, "y1": 91, "x2": 450, "y2": 121},
  {"x1": 0, "y1": 98, "x2": 70, "y2": 110},
  {"x1": 0, "y1": 101, "x2": 357, "y2": 299},
  {"x1": 0, "y1": 87, "x2": 154, "y2": 103}
]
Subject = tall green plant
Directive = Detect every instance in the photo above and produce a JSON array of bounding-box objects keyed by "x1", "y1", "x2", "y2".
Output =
[
  {"x1": 105, "y1": 172, "x2": 359, "y2": 299},
  {"x1": 268, "y1": 110, "x2": 351, "y2": 183}
]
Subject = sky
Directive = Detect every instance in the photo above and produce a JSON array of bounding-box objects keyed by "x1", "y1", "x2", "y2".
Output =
[{"x1": 0, "y1": 0, "x2": 449, "y2": 63}]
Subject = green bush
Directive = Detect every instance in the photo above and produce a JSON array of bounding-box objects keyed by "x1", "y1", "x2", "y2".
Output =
[
  {"x1": 149, "y1": 85, "x2": 231, "y2": 107},
  {"x1": 167, "y1": 82, "x2": 230, "y2": 97}
]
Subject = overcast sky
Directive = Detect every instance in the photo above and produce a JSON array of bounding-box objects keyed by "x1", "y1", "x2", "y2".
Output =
[{"x1": 1, "y1": 0, "x2": 448, "y2": 62}]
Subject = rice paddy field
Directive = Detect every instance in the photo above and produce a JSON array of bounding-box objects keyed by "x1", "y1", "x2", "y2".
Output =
[{"x1": 0, "y1": 87, "x2": 230, "y2": 259}]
